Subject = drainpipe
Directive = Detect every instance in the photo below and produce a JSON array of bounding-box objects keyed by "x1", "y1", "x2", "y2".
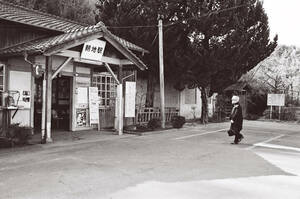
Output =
[{"x1": 23, "y1": 52, "x2": 46, "y2": 143}]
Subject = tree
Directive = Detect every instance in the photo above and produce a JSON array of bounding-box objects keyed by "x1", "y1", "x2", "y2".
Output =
[
  {"x1": 257, "y1": 45, "x2": 300, "y2": 93},
  {"x1": 95, "y1": 0, "x2": 277, "y2": 123},
  {"x1": 95, "y1": 0, "x2": 204, "y2": 107},
  {"x1": 6, "y1": 0, "x2": 95, "y2": 24},
  {"x1": 243, "y1": 45, "x2": 300, "y2": 106}
]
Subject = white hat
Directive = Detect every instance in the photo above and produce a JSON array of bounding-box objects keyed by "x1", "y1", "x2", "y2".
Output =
[{"x1": 231, "y1": 95, "x2": 240, "y2": 104}]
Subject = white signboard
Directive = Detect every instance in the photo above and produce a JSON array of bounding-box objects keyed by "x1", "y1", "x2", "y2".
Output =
[
  {"x1": 77, "y1": 87, "x2": 88, "y2": 108},
  {"x1": 89, "y1": 87, "x2": 100, "y2": 125},
  {"x1": 267, "y1": 94, "x2": 285, "y2": 106},
  {"x1": 125, "y1": 82, "x2": 136, "y2": 118},
  {"x1": 81, "y1": 39, "x2": 106, "y2": 62}
]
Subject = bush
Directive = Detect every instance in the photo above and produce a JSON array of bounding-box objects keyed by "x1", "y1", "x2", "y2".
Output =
[
  {"x1": 7, "y1": 124, "x2": 32, "y2": 146},
  {"x1": 281, "y1": 108, "x2": 297, "y2": 121},
  {"x1": 263, "y1": 107, "x2": 297, "y2": 121},
  {"x1": 147, "y1": 118, "x2": 161, "y2": 130},
  {"x1": 245, "y1": 114, "x2": 261, "y2": 120},
  {"x1": 171, "y1": 116, "x2": 186, "y2": 128}
]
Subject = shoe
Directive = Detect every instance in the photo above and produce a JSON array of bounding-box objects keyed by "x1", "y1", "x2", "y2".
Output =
[
  {"x1": 231, "y1": 142, "x2": 238, "y2": 145},
  {"x1": 238, "y1": 135, "x2": 244, "y2": 143}
]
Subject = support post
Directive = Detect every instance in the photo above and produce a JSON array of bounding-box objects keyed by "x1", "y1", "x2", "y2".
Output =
[
  {"x1": 116, "y1": 65, "x2": 123, "y2": 135},
  {"x1": 158, "y1": 17, "x2": 166, "y2": 128},
  {"x1": 41, "y1": 76, "x2": 46, "y2": 142},
  {"x1": 279, "y1": 106, "x2": 281, "y2": 120},
  {"x1": 45, "y1": 56, "x2": 53, "y2": 143},
  {"x1": 270, "y1": 105, "x2": 273, "y2": 119}
]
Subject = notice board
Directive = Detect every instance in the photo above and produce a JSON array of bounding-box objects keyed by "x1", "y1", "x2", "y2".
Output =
[
  {"x1": 125, "y1": 82, "x2": 136, "y2": 118},
  {"x1": 76, "y1": 87, "x2": 88, "y2": 108},
  {"x1": 267, "y1": 94, "x2": 285, "y2": 106},
  {"x1": 89, "y1": 87, "x2": 99, "y2": 125}
]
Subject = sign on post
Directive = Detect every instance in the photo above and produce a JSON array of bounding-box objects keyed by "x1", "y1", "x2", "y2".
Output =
[
  {"x1": 125, "y1": 82, "x2": 136, "y2": 118},
  {"x1": 81, "y1": 39, "x2": 106, "y2": 62},
  {"x1": 89, "y1": 87, "x2": 100, "y2": 129},
  {"x1": 267, "y1": 94, "x2": 285, "y2": 106},
  {"x1": 267, "y1": 94, "x2": 285, "y2": 120}
]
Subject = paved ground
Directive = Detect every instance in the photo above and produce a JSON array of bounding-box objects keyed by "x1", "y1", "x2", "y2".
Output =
[{"x1": 0, "y1": 120, "x2": 299, "y2": 199}]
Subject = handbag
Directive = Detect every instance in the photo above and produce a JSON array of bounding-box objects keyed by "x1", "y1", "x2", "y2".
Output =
[{"x1": 227, "y1": 128, "x2": 236, "y2": 136}]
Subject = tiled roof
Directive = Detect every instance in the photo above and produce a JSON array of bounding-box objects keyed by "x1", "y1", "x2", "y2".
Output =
[
  {"x1": 0, "y1": 24, "x2": 148, "y2": 70},
  {"x1": 0, "y1": 0, "x2": 85, "y2": 32},
  {"x1": 0, "y1": 1, "x2": 148, "y2": 53},
  {"x1": 0, "y1": 26, "x2": 103, "y2": 55}
]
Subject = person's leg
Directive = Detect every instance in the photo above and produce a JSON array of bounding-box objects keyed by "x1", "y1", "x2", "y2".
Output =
[
  {"x1": 233, "y1": 133, "x2": 239, "y2": 144},
  {"x1": 238, "y1": 132, "x2": 244, "y2": 142},
  {"x1": 232, "y1": 131, "x2": 243, "y2": 144}
]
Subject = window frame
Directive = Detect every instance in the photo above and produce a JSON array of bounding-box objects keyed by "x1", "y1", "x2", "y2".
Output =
[
  {"x1": 184, "y1": 88, "x2": 197, "y2": 105},
  {"x1": 92, "y1": 72, "x2": 117, "y2": 109}
]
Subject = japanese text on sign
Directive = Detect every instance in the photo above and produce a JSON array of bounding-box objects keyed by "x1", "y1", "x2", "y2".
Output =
[{"x1": 81, "y1": 39, "x2": 106, "y2": 62}]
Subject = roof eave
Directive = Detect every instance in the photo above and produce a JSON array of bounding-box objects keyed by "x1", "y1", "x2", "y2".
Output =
[
  {"x1": 43, "y1": 32, "x2": 104, "y2": 56},
  {"x1": 103, "y1": 31, "x2": 148, "y2": 71}
]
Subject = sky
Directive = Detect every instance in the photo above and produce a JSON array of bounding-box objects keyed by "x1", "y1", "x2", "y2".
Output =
[{"x1": 263, "y1": 0, "x2": 300, "y2": 47}]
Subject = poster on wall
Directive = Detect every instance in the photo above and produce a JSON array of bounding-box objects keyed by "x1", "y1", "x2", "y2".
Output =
[
  {"x1": 89, "y1": 87, "x2": 99, "y2": 125},
  {"x1": 9, "y1": 71, "x2": 31, "y2": 109},
  {"x1": 77, "y1": 87, "x2": 88, "y2": 108},
  {"x1": 76, "y1": 109, "x2": 87, "y2": 127},
  {"x1": 125, "y1": 82, "x2": 136, "y2": 118}
]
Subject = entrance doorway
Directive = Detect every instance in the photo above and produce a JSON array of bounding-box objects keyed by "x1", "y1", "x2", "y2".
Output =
[{"x1": 34, "y1": 76, "x2": 71, "y2": 130}]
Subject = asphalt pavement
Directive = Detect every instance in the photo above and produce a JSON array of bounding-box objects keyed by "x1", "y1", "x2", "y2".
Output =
[{"x1": 0, "y1": 120, "x2": 299, "y2": 199}]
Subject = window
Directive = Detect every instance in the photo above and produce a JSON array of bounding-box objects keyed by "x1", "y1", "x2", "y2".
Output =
[
  {"x1": 185, "y1": 88, "x2": 197, "y2": 104},
  {"x1": 0, "y1": 64, "x2": 5, "y2": 106},
  {"x1": 92, "y1": 72, "x2": 117, "y2": 108}
]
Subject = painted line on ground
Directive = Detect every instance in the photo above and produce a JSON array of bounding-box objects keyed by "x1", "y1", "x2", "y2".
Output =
[
  {"x1": 174, "y1": 128, "x2": 228, "y2": 140},
  {"x1": 243, "y1": 129, "x2": 279, "y2": 134},
  {"x1": 246, "y1": 134, "x2": 285, "y2": 150},
  {"x1": 253, "y1": 143, "x2": 300, "y2": 152}
]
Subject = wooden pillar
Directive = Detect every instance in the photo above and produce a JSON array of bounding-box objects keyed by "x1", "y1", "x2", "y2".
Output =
[
  {"x1": 41, "y1": 76, "x2": 46, "y2": 142},
  {"x1": 70, "y1": 64, "x2": 76, "y2": 131},
  {"x1": 44, "y1": 56, "x2": 53, "y2": 143},
  {"x1": 158, "y1": 18, "x2": 166, "y2": 128},
  {"x1": 117, "y1": 65, "x2": 123, "y2": 135}
]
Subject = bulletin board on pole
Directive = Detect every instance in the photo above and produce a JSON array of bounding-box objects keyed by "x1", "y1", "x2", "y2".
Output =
[
  {"x1": 89, "y1": 87, "x2": 100, "y2": 130},
  {"x1": 267, "y1": 94, "x2": 285, "y2": 106},
  {"x1": 125, "y1": 82, "x2": 136, "y2": 118},
  {"x1": 267, "y1": 94, "x2": 285, "y2": 119}
]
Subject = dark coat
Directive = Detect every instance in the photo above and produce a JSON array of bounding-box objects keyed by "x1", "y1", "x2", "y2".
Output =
[{"x1": 230, "y1": 103, "x2": 243, "y2": 132}]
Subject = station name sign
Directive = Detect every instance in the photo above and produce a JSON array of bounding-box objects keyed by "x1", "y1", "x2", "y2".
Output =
[{"x1": 81, "y1": 39, "x2": 106, "y2": 62}]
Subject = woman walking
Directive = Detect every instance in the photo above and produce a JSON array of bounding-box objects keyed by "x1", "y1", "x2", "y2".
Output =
[{"x1": 230, "y1": 95, "x2": 244, "y2": 144}]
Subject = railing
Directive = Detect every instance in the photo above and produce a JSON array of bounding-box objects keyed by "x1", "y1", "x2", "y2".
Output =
[{"x1": 135, "y1": 107, "x2": 179, "y2": 124}]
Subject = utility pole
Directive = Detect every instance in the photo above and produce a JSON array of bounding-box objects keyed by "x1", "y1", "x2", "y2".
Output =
[{"x1": 158, "y1": 16, "x2": 166, "y2": 128}]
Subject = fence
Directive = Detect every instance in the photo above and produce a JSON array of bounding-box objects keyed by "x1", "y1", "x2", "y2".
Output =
[
  {"x1": 135, "y1": 107, "x2": 179, "y2": 124},
  {"x1": 285, "y1": 90, "x2": 300, "y2": 106}
]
